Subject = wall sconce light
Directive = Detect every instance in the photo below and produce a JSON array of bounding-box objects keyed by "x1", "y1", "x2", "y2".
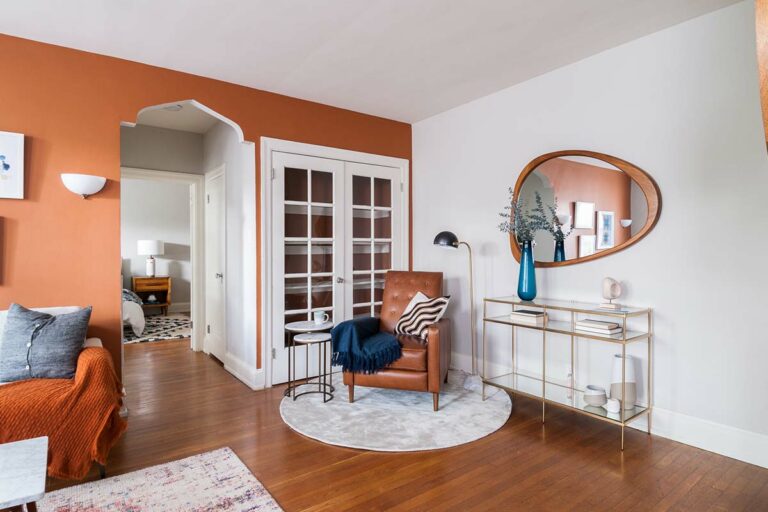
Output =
[
  {"x1": 61, "y1": 173, "x2": 107, "y2": 198},
  {"x1": 620, "y1": 219, "x2": 633, "y2": 228}
]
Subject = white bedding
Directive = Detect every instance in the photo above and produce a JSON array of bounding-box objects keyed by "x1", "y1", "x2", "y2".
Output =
[{"x1": 122, "y1": 300, "x2": 145, "y2": 337}]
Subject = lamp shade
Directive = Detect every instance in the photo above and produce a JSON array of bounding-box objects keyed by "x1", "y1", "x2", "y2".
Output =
[
  {"x1": 433, "y1": 231, "x2": 459, "y2": 248},
  {"x1": 61, "y1": 173, "x2": 107, "y2": 198},
  {"x1": 137, "y1": 239, "x2": 165, "y2": 256}
]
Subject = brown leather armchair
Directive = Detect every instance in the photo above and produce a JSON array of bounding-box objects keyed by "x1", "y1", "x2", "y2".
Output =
[{"x1": 343, "y1": 271, "x2": 451, "y2": 411}]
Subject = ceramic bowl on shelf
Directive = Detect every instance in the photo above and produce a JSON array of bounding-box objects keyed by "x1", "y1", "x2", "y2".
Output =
[{"x1": 583, "y1": 385, "x2": 607, "y2": 406}]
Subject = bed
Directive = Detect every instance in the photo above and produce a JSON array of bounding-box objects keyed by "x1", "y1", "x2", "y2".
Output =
[{"x1": 122, "y1": 288, "x2": 145, "y2": 337}]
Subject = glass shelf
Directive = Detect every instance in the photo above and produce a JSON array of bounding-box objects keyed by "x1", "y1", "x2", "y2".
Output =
[
  {"x1": 485, "y1": 296, "x2": 650, "y2": 317},
  {"x1": 483, "y1": 371, "x2": 648, "y2": 425},
  {"x1": 483, "y1": 316, "x2": 650, "y2": 344}
]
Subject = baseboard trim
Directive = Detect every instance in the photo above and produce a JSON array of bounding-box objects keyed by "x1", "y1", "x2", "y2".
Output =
[
  {"x1": 224, "y1": 352, "x2": 264, "y2": 391},
  {"x1": 168, "y1": 302, "x2": 191, "y2": 314}
]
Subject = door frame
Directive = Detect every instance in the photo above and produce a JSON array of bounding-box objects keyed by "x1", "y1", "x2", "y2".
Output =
[
  {"x1": 120, "y1": 167, "x2": 205, "y2": 352},
  {"x1": 204, "y1": 164, "x2": 227, "y2": 359},
  {"x1": 260, "y1": 137, "x2": 410, "y2": 388}
]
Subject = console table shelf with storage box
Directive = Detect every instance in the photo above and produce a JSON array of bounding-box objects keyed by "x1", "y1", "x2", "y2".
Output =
[{"x1": 481, "y1": 296, "x2": 652, "y2": 450}]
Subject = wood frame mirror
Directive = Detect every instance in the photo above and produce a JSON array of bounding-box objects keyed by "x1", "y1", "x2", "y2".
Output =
[{"x1": 510, "y1": 150, "x2": 661, "y2": 267}]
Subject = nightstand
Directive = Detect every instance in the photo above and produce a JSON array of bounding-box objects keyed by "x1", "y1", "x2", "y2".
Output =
[{"x1": 132, "y1": 276, "x2": 172, "y2": 315}]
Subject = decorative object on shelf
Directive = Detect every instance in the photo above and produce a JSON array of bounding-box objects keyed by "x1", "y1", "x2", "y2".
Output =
[
  {"x1": 498, "y1": 190, "x2": 548, "y2": 302},
  {"x1": 620, "y1": 219, "x2": 633, "y2": 228},
  {"x1": 508, "y1": 150, "x2": 661, "y2": 267},
  {"x1": 147, "y1": 294, "x2": 158, "y2": 304},
  {"x1": 611, "y1": 354, "x2": 637, "y2": 410},
  {"x1": 584, "y1": 385, "x2": 608, "y2": 407},
  {"x1": 0, "y1": 131, "x2": 24, "y2": 199},
  {"x1": 433, "y1": 231, "x2": 477, "y2": 378},
  {"x1": 137, "y1": 239, "x2": 165, "y2": 277},
  {"x1": 574, "y1": 201, "x2": 595, "y2": 229},
  {"x1": 578, "y1": 235, "x2": 596, "y2": 257},
  {"x1": 600, "y1": 277, "x2": 623, "y2": 310},
  {"x1": 61, "y1": 173, "x2": 107, "y2": 199},
  {"x1": 313, "y1": 311, "x2": 330, "y2": 325},
  {"x1": 596, "y1": 210, "x2": 615, "y2": 249},
  {"x1": 508, "y1": 309, "x2": 547, "y2": 327},
  {"x1": 602, "y1": 398, "x2": 621, "y2": 414}
]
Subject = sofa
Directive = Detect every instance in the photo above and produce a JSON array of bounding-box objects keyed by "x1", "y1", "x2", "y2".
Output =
[{"x1": 0, "y1": 306, "x2": 126, "y2": 479}]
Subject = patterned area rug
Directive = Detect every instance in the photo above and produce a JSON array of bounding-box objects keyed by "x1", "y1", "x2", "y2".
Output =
[
  {"x1": 280, "y1": 370, "x2": 511, "y2": 451},
  {"x1": 39, "y1": 447, "x2": 282, "y2": 511},
  {"x1": 124, "y1": 313, "x2": 191, "y2": 344}
]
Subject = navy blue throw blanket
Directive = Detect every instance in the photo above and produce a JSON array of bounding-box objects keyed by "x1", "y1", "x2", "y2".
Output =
[{"x1": 331, "y1": 317, "x2": 401, "y2": 374}]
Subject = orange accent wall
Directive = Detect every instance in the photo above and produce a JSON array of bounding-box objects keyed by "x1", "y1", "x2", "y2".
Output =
[
  {"x1": 536, "y1": 158, "x2": 631, "y2": 258},
  {"x1": 0, "y1": 34, "x2": 412, "y2": 378}
]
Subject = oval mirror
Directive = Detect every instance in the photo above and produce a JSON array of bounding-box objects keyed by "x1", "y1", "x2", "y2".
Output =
[{"x1": 510, "y1": 150, "x2": 661, "y2": 267}]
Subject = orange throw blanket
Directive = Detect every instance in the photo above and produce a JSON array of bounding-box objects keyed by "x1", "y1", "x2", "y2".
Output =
[{"x1": 0, "y1": 347, "x2": 127, "y2": 479}]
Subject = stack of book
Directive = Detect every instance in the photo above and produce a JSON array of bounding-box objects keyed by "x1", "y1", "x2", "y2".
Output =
[
  {"x1": 509, "y1": 309, "x2": 547, "y2": 327},
  {"x1": 575, "y1": 319, "x2": 623, "y2": 336}
]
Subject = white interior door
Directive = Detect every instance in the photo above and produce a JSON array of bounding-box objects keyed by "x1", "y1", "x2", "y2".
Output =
[
  {"x1": 271, "y1": 153, "x2": 345, "y2": 384},
  {"x1": 205, "y1": 170, "x2": 227, "y2": 361}
]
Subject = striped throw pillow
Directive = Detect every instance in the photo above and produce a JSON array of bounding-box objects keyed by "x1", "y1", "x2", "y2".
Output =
[{"x1": 395, "y1": 294, "x2": 450, "y2": 339}]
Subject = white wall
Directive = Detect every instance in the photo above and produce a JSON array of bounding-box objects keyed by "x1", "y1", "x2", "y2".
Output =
[
  {"x1": 120, "y1": 178, "x2": 192, "y2": 307},
  {"x1": 413, "y1": 1, "x2": 768, "y2": 467},
  {"x1": 203, "y1": 121, "x2": 258, "y2": 386},
  {"x1": 121, "y1": 125, "x2": 204, "y2": 173}
]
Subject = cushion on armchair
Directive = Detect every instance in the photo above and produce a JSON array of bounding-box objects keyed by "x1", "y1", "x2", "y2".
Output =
[
  {"x1": 0, "y1": 303, "x2": 92, "y2": 382},
  {"x1": 394, "y1": 292, "x2": 450, "y2": 339}
]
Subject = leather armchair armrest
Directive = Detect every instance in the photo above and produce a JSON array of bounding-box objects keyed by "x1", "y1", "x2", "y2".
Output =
[{"x1": 426, "y1": 318, "x2": 451, "y2": 392}]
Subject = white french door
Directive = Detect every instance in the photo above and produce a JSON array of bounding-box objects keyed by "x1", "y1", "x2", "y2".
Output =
[{"x1": 270, "y1": 153, "x2": 403, "y2": 385}]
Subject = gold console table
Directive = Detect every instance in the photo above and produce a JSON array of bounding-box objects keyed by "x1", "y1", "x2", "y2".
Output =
[{"x1": 481, "y1": 296, "x2": 652, "y2": 450}]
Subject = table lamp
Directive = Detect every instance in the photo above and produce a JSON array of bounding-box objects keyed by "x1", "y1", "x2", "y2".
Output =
[{"x1": 137, "y1": 240, "x2": 164, "y2": 277}]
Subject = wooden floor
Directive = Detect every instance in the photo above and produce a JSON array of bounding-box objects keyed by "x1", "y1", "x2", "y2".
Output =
[{"x1": 50, "y1": 340, "x2": 768, "y2": 511}]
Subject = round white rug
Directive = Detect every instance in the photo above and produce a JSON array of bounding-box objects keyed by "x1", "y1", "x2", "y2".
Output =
[{"x1": 280, "y1": 371, "x2": 512, "y2": 451}]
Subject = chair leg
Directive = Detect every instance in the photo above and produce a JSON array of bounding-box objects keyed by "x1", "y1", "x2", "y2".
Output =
[
  {"x1": 348, "y1": 384, "x2": 354, "y2": 403},
  {"x1": 98, "y1": 463, "x2": 106, "y2": 479},
  {"x1": 433, "y1": 392, "x2": 439, "y2": 411},
  {"x1": 444, "y1": 373, "x2": 449, "y2": 383}
]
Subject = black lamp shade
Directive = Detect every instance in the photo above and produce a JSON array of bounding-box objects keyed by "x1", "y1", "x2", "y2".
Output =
[{"x1": 433, "y1": 231, "x2": 459, "y2": 248}]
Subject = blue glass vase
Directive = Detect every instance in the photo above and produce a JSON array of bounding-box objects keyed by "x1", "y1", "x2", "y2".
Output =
[
  {"x1": 518, "y1": 240, "x2": 537, "y2": 301},
  {"x1": 554, "y1": 240, "x2": 565, "y2": 262}
]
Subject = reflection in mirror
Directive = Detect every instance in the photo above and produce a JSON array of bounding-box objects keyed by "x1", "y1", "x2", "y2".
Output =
[{"x1": 514, "y1": 154, "x2": 655, "y2": 265}]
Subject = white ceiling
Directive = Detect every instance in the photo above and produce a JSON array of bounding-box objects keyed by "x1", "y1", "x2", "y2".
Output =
[
  {"x1": 0, "y1": 0, "x2": 740, "y2": 122},
  {"x1": 135, "y1": 103, "x2": 220, "y2": 134}
]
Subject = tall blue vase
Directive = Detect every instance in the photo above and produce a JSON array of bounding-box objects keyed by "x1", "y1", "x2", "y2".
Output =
[
  {"x1": 518, "y1": 240, "x2": 537, "y2": 301},
  {"x1": 554, "y1": 240, "x2": 565, "y2": 262}
]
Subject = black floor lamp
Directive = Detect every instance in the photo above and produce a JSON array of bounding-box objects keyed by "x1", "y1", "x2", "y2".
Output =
[{"x1": 433, "y1": 231, "x2": 477, "y2": 375}]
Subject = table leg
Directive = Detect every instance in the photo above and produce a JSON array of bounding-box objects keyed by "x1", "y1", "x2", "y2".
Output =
[{"x1": 26, "y1": 502, "x2": 38, "y2": 512}]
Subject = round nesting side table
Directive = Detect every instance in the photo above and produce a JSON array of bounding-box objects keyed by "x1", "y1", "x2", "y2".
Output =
[{"x1": 285, "y1": 321, "x2": 334, "y2": 402}]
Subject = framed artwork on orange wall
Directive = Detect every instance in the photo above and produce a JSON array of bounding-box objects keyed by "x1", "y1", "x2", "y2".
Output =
[{"x1": 0, "y1": 131, "x2": 24, "y2": 199}]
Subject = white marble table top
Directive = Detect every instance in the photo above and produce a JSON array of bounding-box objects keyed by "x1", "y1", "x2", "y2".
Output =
[
  {"x1": 0, "y1": 436, "x2": 48, "y2": 508},
  {"x1": 294, "y1": 332, "x2": 333, "y2": 343},
  {"x1": 285, "y1": 320, "x2": 334, "y2": 333}
]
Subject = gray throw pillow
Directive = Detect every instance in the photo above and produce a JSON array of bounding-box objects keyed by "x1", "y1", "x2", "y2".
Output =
[{"x1": 0, "y1": 303, "x2": 92, "y2": 382}]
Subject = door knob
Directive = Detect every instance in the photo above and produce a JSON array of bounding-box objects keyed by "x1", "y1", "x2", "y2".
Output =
[
  {"x1": 336, "y1": 277, "x2": 345, "y2": 283},
  {"x1": 216, "y1": 273, "x2": 224, "y2": 279}
]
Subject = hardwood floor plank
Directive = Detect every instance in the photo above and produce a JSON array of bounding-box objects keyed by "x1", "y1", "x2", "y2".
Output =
[{"x1": 44, "y1": 340, "x2": 768, "y2": 511}]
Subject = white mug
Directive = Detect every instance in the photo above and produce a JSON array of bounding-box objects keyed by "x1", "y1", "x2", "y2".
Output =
[{"x1": 313, "y1": 311, "x2": 329, "y2": 325}]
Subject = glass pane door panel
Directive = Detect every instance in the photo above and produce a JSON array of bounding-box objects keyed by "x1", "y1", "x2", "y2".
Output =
[
  {"x1": 373, "y1": 210, "x2": 391, "y2": 238},
  {"x1": 353, "y1": 242, "x2": 372, "y2": 271},
  {"x1": 353, "y1": 276, "x2": 372, "y2": 304},
  {"x1": 285, "y1": 204, "x2": 308, "y2": 238},
  {"x1": 311, "y1": 170, "x2": 333, "y2": 203},
  {"x1": 285, "y1": 277, "x2": 309, "y2": 311},
  {"x1": 353, "y1": 305, "x2": 372, "y2": 318},
  {"x1": 310, "y1": 242, "x2": 333, "y2": 273},
  {"x1": 284, "y1": 312, "x2": 307, "y2": 348},
  {"x1": 353, "y1": 175, "x2": 371, "y2": 206},
  {"x1": 311, "y1": 276, "x2": 333, "y2": 309},
  {"x1": 352, "y1": 209, "x2": 372, "y2": 238},
  {"x1": 285, "y1": 241, "x2": 308, "y2": 274},
  {"x1": 373, "y1": 275, "x2": 385, "y2": 302},
  {"x1": 285, "y1": 168, "x2": 308, "y2": 201},
  {"x1": 373, "y1": 304, "x2": 382, "y2": 316},
  {"x1": 311, "y1": 205, "x2": 333, "y2": 238},
  {"x1": 374, "y1": 178, "x2": 391, "y2": 207},
  {"x1": 374, "y1": 243, "x2": 391, "y2": 270}
]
